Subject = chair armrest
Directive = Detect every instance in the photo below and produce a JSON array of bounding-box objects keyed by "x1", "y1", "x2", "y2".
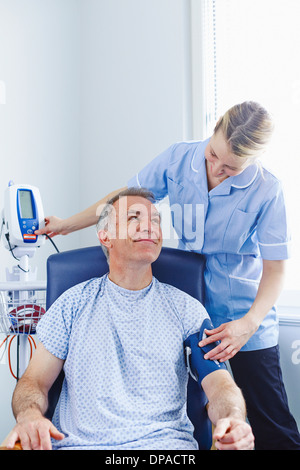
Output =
[
  {"x1": 0, "y1": 442, "x2": 22, "y2": 450},
  {"x1": 0, "y1": 434, "x2": 22, "y2": 450}
]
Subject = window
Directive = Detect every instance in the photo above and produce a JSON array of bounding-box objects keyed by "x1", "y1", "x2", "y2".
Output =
[{"x1": 192, "y1": 0, "x2": 300, "y2": 294}]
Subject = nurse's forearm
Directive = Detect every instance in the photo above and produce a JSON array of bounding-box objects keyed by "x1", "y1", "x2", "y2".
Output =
[
  {"x1": 245, "y1": 259, "x2": 286, "y2": 331},
  {"x1": 39, "y1": 186, "x2": 127, "y2": 236},
  {"x1": 64, "y1": 186, "x2": 127, "y2": 232}
]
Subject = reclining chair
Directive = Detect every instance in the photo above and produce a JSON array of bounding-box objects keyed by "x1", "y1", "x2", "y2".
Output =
[{"x1": 2, "y1": 246, "x2": 212, "y2": 450}]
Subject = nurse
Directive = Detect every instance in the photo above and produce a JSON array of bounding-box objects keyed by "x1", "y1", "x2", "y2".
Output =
[{"x1": 37, "y1": 101, "x2": 300, "y2": 450}]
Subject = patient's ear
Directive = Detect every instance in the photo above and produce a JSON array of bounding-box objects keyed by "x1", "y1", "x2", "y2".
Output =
[{"x1": 97, "y1": 229, "x2": 112, "y2": 249}]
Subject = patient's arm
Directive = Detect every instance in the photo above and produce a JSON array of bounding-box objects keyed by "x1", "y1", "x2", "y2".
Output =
[
  {"x1": 4, "y1": 343, "x2": 64, "y2": 450},
  {"x1": 201, "y1": 370, "x2": 254, "y2": 450}
]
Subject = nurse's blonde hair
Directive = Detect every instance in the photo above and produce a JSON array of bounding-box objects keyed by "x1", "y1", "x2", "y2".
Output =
[{"x1": 214, "y1": 101, "x2": 274, "y2": 161}]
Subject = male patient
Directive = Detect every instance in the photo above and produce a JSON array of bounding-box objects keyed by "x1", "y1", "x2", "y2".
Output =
[{"x1": 5, "y1": 188, "x2": 254, "y2": 450}]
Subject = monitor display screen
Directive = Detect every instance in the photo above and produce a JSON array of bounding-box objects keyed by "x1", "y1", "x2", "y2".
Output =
[{"x1": 19, "y1": 190, "x2": 34, "y2": 219}]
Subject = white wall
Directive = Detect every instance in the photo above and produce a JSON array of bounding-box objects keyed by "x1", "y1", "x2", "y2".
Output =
[
  {"x1": 0, "y1": 0, "x2": 190, "y2": 442},
  {"x1": 78, "y1": 0, "x2": 190, "y2": 247},
  {"x1": 0, "y1": 0, "x2": 82, "y2": 282},
  {"x1": 0, "y1": 0, "x2": 82, "y2": 441}
]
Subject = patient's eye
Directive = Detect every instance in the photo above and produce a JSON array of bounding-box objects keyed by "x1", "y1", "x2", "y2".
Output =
[
  {"x1": 128, "y1": 215, "x2": 139, "y2": 221},
  {"x1": 151, "y1": 216, "x2": 160, "y2": 225}
]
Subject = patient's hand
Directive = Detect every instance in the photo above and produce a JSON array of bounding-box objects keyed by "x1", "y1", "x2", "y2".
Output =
[
  {"x1": 213, "y1": 417, "x2": 254, "y2": 450},
  {"x1": 4, "y1": 409, "x2": 64, "y2": 450}
]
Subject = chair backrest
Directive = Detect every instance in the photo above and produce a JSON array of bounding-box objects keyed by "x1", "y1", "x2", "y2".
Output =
[{"x1": 45, "y1": 246, "x2": 212, "y2": 449}]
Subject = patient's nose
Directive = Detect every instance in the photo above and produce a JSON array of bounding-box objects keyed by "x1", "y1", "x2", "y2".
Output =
[{"x1": 139, "y1": 217, "x2": 151, "y2": 233}]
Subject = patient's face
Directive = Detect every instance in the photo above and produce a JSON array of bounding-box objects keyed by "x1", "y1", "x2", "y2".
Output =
[{"x1": 109, "y1": 196, "x2": 163, "y2": 265}]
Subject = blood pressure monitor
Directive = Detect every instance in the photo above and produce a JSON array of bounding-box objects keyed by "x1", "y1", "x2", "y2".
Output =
[{"x1": 2, "y1": 183, "x2": 45, "y2": 249}]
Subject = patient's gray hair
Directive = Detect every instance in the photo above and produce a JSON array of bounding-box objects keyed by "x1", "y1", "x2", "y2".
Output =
[{"x1": 96, "y1": 187, "x2": 155, "y2": 261}]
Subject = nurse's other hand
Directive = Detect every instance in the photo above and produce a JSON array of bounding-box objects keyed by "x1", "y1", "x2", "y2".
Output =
[
  {"x1": 35, "y1": 216, "x2": 69, "y2": 237},
  {"x1": 198, "y1": 317, "x2": 256, "y2": 362}
]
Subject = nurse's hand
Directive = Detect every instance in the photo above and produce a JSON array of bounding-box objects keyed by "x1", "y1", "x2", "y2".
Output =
[
  {"x1": 198, "y1": 317, "x2": 257, "y2": 362},
  {"x1": 35, "y1": 216, "x2": 69, "y2": 237}
]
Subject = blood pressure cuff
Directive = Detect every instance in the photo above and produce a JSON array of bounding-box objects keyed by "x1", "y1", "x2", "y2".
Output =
[{"x1": 184, "y1": 318, "x2": 227, "y2": 385}]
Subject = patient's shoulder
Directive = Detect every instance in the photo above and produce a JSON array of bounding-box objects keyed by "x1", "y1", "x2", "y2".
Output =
[
  {"x1": 153, "y1": 278, "x2": 209, "y2": 338},
  {"x1": 154, "y1": 277, "x2": 202, "y2": 304},
  {"x1": 153, "y1": 278, "x2": 207, "y2": 316},
  {"x1": 59, "y1": 274, "x2": 108, "y2": 304}
]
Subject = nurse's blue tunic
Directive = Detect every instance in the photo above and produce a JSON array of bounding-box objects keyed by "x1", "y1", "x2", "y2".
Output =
[{"x1": 128, "y1": 138, "x2": 291, "y2": 351}]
